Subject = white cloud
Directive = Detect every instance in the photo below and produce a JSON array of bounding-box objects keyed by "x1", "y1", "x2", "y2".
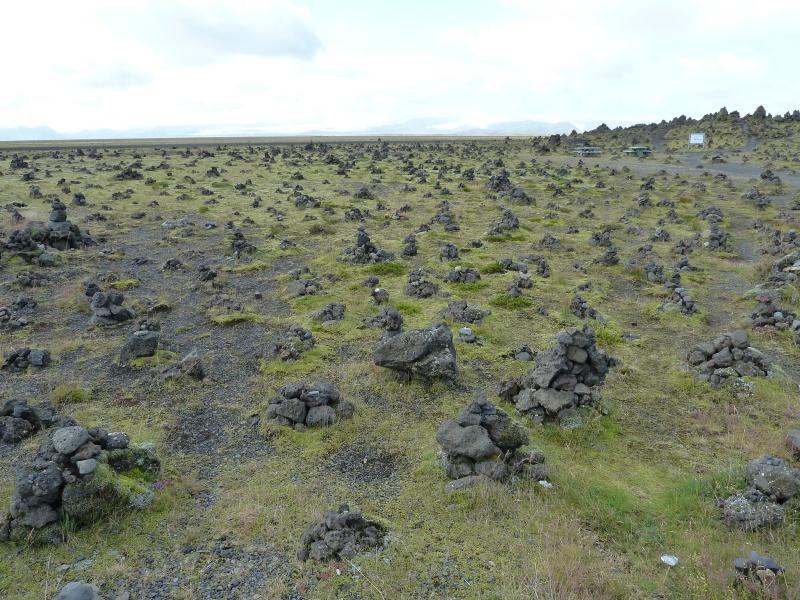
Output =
[{"x1": 0, "y1": 0, "x2": 798, "y2": 136}]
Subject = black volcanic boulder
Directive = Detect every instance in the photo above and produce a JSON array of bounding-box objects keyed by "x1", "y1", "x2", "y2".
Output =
[{"x1": 374, "y1": 323, "x2": 457, "y2": 381}]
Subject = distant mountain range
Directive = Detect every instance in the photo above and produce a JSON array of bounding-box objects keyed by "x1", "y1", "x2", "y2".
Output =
[{"x1": 0, "y1": 119, "x2": 579, "y2": 141}]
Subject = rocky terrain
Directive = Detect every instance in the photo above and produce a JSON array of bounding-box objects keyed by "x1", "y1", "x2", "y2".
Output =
[{"x1": 2, "y1": 116, "x2": 800, "y2": 598}]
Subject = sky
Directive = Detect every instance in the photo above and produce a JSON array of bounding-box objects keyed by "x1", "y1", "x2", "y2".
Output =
[{"x1": 1, "y1": 0, "x2": 799, "y2": 137}]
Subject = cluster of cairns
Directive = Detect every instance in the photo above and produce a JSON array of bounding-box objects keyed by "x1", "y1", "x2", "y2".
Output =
[
  {"x1": 0, "y1": 422, "x2": 159, "y2": 543},
  {"x1": 264, "y1": 325, "x2": 315, "y2": 361},
  {"x1": 374, "y1": 323, "x2": 457, "y2": 381},
  {"x1": 1, "y1": 399, "x2": 73, "y2": 444},
  {"x1": 720, "y1": 455, "x2": 800, "y2": 531},
  {"x1": 267, "y1": 381, "x2": 354, "y2": 430},
  {"x1": 2, "y1": 200, "x2": 95, "y2": 260},
  {"x1": 342, "y1": 226, "x2": 394, "y2": 264},
  {"x1": 2, "y1": 347, "x2": 50, "y2": 372},
  {"x1": 88, "y1": 288, "x2": 135, "y2": 326},
  {"x1": 296, "y1": 504, "x2": 385, "y2": 562},
  {"x1": 686, "y1": 330, "x2": 770, "y2": 386},
  {"x1": 436, "y1": 393, "x2": 548, "y2": 493},
  {"x1": 497, "y1": 326, "x2": 616, "y2": 425}
]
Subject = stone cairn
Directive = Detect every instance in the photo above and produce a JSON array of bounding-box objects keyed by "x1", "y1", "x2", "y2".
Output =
[
  {"x1": 439, "y1": 300, "x2": 490, "y2": 324},
  {"x1": 748, "y1": 294, "x2": 796, "y2": 330},
  {"x1": 374, "y1": 323, "x2": 457, "y2": 381},
  {"x1": 720, "y1": 456, "x2": 800, "y2": 531},
  {"x1": 497, "y1": 326, "x2": 616, "y2": 424},
  {"x1": 487, "y1": 209, "x2": 519, "y2": 236},
  {"x1": 267, "y1": 381, "x2": 354, "y2": 430},
  {"x1": 263, "y1": 326, "x2": 315, "y2": 361},
  {"x1": 1, "y1": 398, "x2": 73, "y2": 444},
  {"x1": 686, "y1": 330, "x2": 770, "y2": 386},
  {"x1": 365, "y1": 307, "x2": 404, "y2": 338},
  {"x1": 297, "y1": 504, "x2": 385, "y2": 562},
  {"x1": 2, "y1": 348, "x2": 50, "y2": 372},
  {"x1": 0, "y1": 305, "x2": 28, "y2": 330},
  {"x1": 446, "y1": 266, "x2": 481, "y2": 284},
  {"x1": 0, "y1": 423, "x2": 160, "y2": 543},
  {"x1": 3, "y1": 200, "x2": 95, "y2": 257},
  {"x1": 89, "y1": 290, "x2": 135, "y2": 326},
  {"x1": 659, "y1": 284, "x2": 698, "y2": 315},
  {"x1": 436, "y1": 393, "x2": 548, "y2": 492},
  {"x1": 405, "y1": 268, "x2": 439, "y2": 298},
  {"x1": 341, "y1": 226, "x2": 394, "y2": 264}
]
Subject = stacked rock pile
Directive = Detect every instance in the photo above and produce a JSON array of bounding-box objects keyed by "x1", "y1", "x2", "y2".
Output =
[
  {"x1": 686, "y1": 330, "x2": 770, "y2": 386},
  {"x1": 1, "y1": 399, "x2": 74, "y2": 444},
  {"x1": 405, "y1": 268, "x2": 439, "y2": 298},
  {"x1": 0, "y1": 423, "x2": 160, "y2": 543},
  {"x1": 365, "y1": 307, "x2": 404, "y2": 337},
  {"x1": 497, "y1": 326, "x2": 616, "y2": 424},
  {"x1": 436, "y1": 393, "x2": 547, "y2": 492},
  {"x1": 89, "y1": 290, "x2": 135, "y2": 326},
  {"x1": 264, "y1": 326, "x2": 315, "y2": 361},
  {"x1": 439, "y1": 300, "x2": 490, "y2": 324},
  {"x1": 119, "y1": 320, "x2": 161, "y2": 364},
  {"x1": 296, "y1": 504, "x2": 385, "y2": 561},
  {"x1": 445, "y1": 266, "x2": 481, "y2": 284},
  {"x1": 341, "y1": 226, "x2": 394, "y2": 264},
  {"x1": 748, "y1": 294, "x2": 796, "y2": 329},
  {"x1": 487, "y1": 209, "x2": 519, "y2": 236},
  {"x1": 2, "y1": 348, "x2": 50, "y2": 372},
  {"x1": 267, "y1": 381, "x2": 354, "y2": 430},
  {"x1": 720, "y1": 456, "x2": 800, "y2": 531}
]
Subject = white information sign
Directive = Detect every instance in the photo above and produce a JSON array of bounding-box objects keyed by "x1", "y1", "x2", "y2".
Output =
[{"x1": 689, "y1": 132, "x2": 705, "y2": 145}]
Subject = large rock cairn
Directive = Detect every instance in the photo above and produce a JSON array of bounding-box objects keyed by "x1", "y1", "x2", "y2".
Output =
[
  {"x1": 686, "y1": 330, "x2": 770, "y2": 386},
  {"x1": 0, "y1": 423, "x2": 160, "y2": 543},
  {"x1": 436, "y1": 393, "x2": 547, "y2": 492},
  {"x1": 374, "y1": 323, "x2": 457, "y2": 381},
  {"x1": 89, "y1": 290, "x2": 135, "y2": 326},
  {"x1": 497, "y1": 326, "x2": 616, "y2": 424},
  {"x1": 1, "y1": 399, "x2": 73, "y2": 444},
  {"x1": 297, "y1": 504, "x2": 385, "y2": 561},
  {"x1": 720, "y1": 456, "x2": 800, "y2": 531},
  {"x1": 341, "y1": 225, "x2": 394, "y2": 264},
  {"x1": 3, "y1": 200, "x2": 95, "y2": 257},
  {"x1": 267, "y1": 381, "x2": 355, "y2": 430}
]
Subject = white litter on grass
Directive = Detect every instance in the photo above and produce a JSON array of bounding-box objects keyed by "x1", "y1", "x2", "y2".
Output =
[
  {"x1": 538, "y1": 480, "x2": 553, "y2": 489},
  {"x1": 336, "y1": 568, "x2": 341, "y2": 576},
  {"x1": 660, "y1": 554, "x2": 679, "y2": 567}
]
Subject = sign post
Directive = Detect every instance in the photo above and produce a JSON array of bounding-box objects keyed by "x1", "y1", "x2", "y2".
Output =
[{"x1": 688, "y1": 132, "x2": 705, "y2": 149}]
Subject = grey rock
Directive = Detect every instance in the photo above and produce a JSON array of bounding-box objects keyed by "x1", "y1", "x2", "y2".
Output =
[{"x1": 52, "y1": 426, "x2": 89, "y2": 455}]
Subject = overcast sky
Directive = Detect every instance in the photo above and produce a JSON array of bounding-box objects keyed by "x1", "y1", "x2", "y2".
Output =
[{"x1": 1, "y1": 0, "x2": 798, "y2": 135}]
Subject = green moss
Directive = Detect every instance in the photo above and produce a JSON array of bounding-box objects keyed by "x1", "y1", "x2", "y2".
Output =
[
  {"x1": 109, "y1": 278, "x2": 141, "y2": 291},
  {"x1": 489, "y1": 295, "x2": 533, "y2": 309},
  {"x1": 367, "y1": 262, "x2": 405, "y2": 276}
]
